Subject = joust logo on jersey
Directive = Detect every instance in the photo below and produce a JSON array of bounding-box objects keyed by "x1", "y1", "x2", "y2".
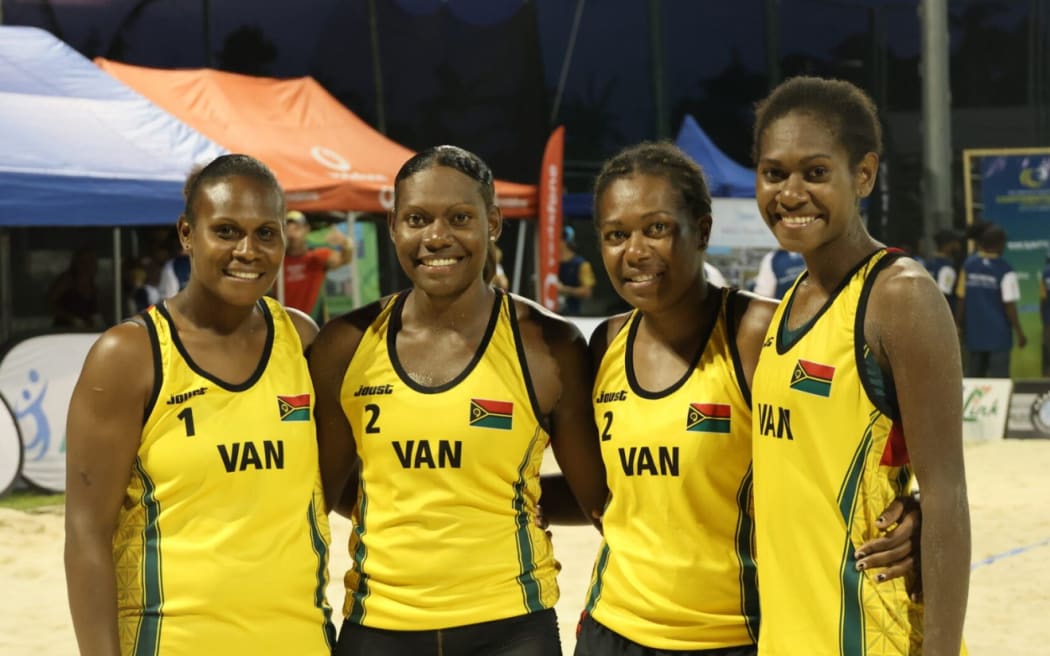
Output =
[
  {"x1": 686, "y1": 403, "x2": 731, "y2": 433},
  {"x1": 595, "y1": 389, "x2": 627, "y2": 404},
  {"x1": 167, "y1": 386, "x2": 207, "y2": 405},
  {"x1": 469, "y1": 398, "x2": 513, "y2": 430},
  {"x1": 277, "y1": 394, "x2": 311, "y2": 422},
  {"x1": 789, "y1": 359, "x2": 835, "y2": 397}
]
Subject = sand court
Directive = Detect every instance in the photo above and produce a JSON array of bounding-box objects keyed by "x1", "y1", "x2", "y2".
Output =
[{"x1": 2, "y1": 439, "x2": 1047, "y2": 655}]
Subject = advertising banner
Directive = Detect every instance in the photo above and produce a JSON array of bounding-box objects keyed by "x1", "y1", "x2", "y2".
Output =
[
  {"x1": 969, "y1": 149, "x2": 1050, "y2": 378},
  {"x1": 961, "y1": 377, "x2": 1013, "y2": 441},
  {"x1": 0, "y1": 333, "x2": 99, "y2": 492},
  {"x1": 709, "y1": 198, "x2": 777, "y2": 250},
  {"x1": 538, "y1": 126, "x2": 565, "y2": 311},
  {"x1": 0, "y1": 393, "x2": 23, "y2": 496},
  {"x1": 1007, "y1": 379, "x2": 1050, "y2": 439}
]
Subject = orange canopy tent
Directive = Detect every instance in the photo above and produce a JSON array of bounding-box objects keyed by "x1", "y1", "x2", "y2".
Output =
[{"x1": 97, "y1": 59, "x2": 538, "y2": 217}]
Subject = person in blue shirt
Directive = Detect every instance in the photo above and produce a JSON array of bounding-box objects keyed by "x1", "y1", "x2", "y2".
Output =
[
  {"x1": 752, "y1": 247, "x2": 805, "y2": 299},
  {"x1": 925, "y1": 228, "x2": 963, "y2": 312},
  {"x1": 955, "y1": 222, "x2": 1026, "y2": 377},
  {"x1": 557, "y1": 225, "x2": 596, "y2": 315}
]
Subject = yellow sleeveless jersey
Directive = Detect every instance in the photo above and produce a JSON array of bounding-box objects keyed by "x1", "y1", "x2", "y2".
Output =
[
  {"x1": 585, "y1": 288, "x2": 759, "y2": 650},
  {"x1": 114, "y1": 298, "x2": 335, "y2": 656},
  {"x1": 339, "y1": 289, "x2": 558, "y2": 630},
  {"x1": 751, "y1": 249, "x2": 927, "y2": 655}
]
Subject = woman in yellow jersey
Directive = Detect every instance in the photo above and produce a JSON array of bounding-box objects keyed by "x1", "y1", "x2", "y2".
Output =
[
  {"x1": 310, "y1": 145, "x2": 608, "y2": 655},
  {"x1": 65, "y1": 155, "x2": 336, "y2": 656},
  {"x1": 750, "y1": 77, "x2": 969, "y2": 655},
  {"x1": 573, "y1": 142, "x2": 921, "y2": 656}
]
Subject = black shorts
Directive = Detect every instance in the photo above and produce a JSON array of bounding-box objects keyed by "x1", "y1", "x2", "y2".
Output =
[
  {"x1": 335, "y1": 608, "x2": 562, "y2": 656},
  {"x1": 574, "y1": 612, "x2": 756, "y2": 656}
]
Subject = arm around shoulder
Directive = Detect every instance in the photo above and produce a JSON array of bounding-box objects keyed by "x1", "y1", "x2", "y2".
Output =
[
  {"x1": 308, "y1": 306, "x2": 377, "y2": 514},
  {"x1": 65, "y1": 323, "x2": 154, "y2": 656},
  {"x1": 534, "y1": 308, "x2": 608, "y2": 527},
  {"x1": 286, "y1": 306, "x2": 320, "y2": 351},
  {"x1": 733, "y1": 291, "x2": 779, "y2": 388}
]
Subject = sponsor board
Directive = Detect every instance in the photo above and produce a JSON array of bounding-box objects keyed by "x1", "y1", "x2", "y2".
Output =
[
  {"x1": 962, "y1": 377, "x2": 1012, "y2": 442},
  {"x1": 0, "y1": 333, "x2": 99, "y2": 492},
  {"x1": 0, "y1": 393, "x2": 23, "y2": 497},
  {"x1": 1007, "y1": 379, "x2": 1050, "y2": 439}
]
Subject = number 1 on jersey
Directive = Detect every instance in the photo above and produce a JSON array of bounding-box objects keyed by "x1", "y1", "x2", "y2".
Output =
[{"x1": 177, "y1": 406, "x2": 196, "y2": 437}]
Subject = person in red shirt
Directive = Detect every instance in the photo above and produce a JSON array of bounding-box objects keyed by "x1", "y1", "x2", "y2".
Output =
[{"x1": 282, "y1": 210, "x2": 353, "y2": 320}]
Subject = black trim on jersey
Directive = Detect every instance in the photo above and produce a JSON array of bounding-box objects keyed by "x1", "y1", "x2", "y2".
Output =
[
  {"x1": 724, "y1": 289, "x2": 753, "y2": 408},
  {"x1": 775, "y1": 249, "x2": 883, "y2": 354},
  {"x1": 504, "y1": 290, "x2": 549, "y2": 434},
  {"x1": 140, "y1": 310, "x2": 163, "y2": 425},
  {"x1": 855, "y1": 250, "x2": 903, "y2": 421},
  {"x1": 625, "y1": 285, "x2": 721, "y2": 400},
  {"x1": 387, "y1": 289, "x2": 502, "y2": 394},
  {"x1": 155, "y1": 299, "x2": 274, "y2": 392}
]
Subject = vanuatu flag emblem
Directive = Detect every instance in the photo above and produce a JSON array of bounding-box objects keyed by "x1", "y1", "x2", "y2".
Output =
[
  {"x1": 686, "y1": 403, "x2": 731, "y2": 433},
  {"x1": 790, "y1": 359, "x2": 835, "y2": 397},
  {"x1": 277, "y1": 394, "x2": 311, "y2": 422},
  {"x1": 469, "y1": 398, "x2": 513, "y2": 430}
]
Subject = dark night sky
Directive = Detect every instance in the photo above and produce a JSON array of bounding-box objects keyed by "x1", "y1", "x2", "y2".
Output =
[{"x1": 0, "y1": 0, "x2": 1037, "y2": 190}]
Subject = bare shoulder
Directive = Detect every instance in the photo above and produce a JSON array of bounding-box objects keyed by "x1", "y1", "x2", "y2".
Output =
[
  {"x1": 588, "y1": 312, "x2": 630, "y2": 365},
  {"x1": 311, "y1": 296, "x2": 391, "y2": 370},
  {"x1": 865, "y1": 256, "x2": 955, "y2": 362},
  {"x1": 508, "y1": 292, "x2": 585, "y2": 348},
  {"x1": 80, "y1": 322, "x2": 154, "y2": 394},
  {"x1": 869, "y1": 257, "x2": 945, "y2": 312},
  {"x1": 89, "y1": 321, "x2": 153, "y2": 368},
  {"x1": 285, "y1": 306, "x2": 319, "y2": 351},
  {"x1": 734, "y1": 289, "x2": 779, "y2": 337}
]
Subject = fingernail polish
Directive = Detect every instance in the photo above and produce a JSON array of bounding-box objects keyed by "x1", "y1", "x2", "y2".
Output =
[
  {"x1": 876, "y1": 574, "x2": 885, "y2": 582},
  {"x1": 856, "y1": 562, "x2": 865, "y2": 571},
  {"x1": 855, "y1": 551, "x2": 866, "y2": 559}
]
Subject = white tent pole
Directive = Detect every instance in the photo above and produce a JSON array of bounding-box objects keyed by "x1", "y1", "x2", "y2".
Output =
[
  {"x1": 347, "y1": 212, "x2": 361, "y2": 308},
  {"x1": 512, "y1": 219, "x2": 527, "y2": 295},
  {"x1": 276, "y1": 256, "x2": 285, "y2": 304}
]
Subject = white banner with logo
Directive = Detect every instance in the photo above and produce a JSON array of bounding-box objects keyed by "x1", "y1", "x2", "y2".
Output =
[
  {"x1": 0, "y1": 333, "x2": 99, "y2": 492},
  {"x1": 0, "y1": 393, "x2": 23, "y2": 496},
  {"x1": 961, "y1": 378, "x2": 1013, "y2": 442},
  {"x1": 710, "y1": 198, "x2": 778, "y2": 249}
]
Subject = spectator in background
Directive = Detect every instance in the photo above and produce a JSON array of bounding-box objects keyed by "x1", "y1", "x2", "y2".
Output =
[
  {"x1": 703, "y1": 260, "x2": 728, "y2": 287},
  {"x1": 283, "y1": 210, "x2": 353, "y2": 322},
  {"x1": 49, "y1": 247, "x2": 103, "y2": 329},
  {"x1": 557, "y1": 225, "x2": 595, "y2": 315},
  {"x1": 752, "y1": 247, "x2": 805, "y2": 299},
  {"x1": 157, "y1": 244, "x2": 191, "y2": 299},
  {"x1": 128, "y1": 260, "x2": 160, "y2": 313},
  {"x1": 1039, "y1": 251, "x2": 1050, "y2": 376},
  {"x1": 924, "y1": 228, "x2": 964, "y2": 312},
  {"x1": 956, "y1": 221, "x2": 1026, "y2": 377}
]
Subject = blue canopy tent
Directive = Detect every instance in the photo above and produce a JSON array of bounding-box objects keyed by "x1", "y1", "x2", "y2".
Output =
[
  {"x1": 0, "y1": 26, "x2": 227, "y2": 227},
  {"x1": 673, "y1": 114, "x2": 755, "y2": 198},
  {"x1": 563, "y1": 114, "x2": 755, "y2": 218},
  {"x1": 0, "y1": 26, "x2": 226, "y2": 336}
]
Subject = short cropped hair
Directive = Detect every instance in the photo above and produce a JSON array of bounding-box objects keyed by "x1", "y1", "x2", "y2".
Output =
[{"x1": 752, "y1": 76, "x2": 882, "y2": 167}]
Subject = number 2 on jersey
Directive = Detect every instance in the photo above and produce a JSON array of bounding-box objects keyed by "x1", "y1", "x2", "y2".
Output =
[{"x1": 364, "y1": 403, "x2": 381, "y2": 434}]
